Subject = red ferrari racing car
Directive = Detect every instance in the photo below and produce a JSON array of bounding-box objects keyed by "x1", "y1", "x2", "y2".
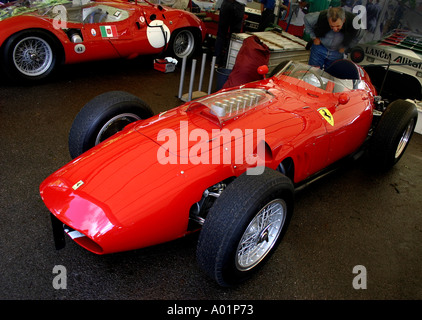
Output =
[
  {"x1": 40, "y1": 60, "x2": 418, "y2": 286},
  {"x1": 0, "y1": 0, "x2": 205, "y2": 82}
]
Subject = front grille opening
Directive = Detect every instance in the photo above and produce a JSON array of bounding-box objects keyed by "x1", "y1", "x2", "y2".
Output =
[{"x1": 64, "y1": 225, "x2": 104, "y2": 254}]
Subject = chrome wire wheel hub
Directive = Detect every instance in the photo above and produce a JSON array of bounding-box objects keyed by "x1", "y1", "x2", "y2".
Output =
[
  {"x1": 13, "y1": 37, "x2": 53, "y2": 77},
  {"x1": 95, "y1": 113, "x2": 141, "y2": 145},
  {"x1": 395, "y1": 118, "x2": 415, "y2": 159},
  {"x1": 174, "y1": 31, "x2": 194, "y2": 58},
  {"x1": 236, "y1": 199, "x2": 286, "y2": 271}
]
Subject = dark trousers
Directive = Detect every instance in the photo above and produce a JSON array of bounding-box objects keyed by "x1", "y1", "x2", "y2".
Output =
[
  {"x1": 308, "y1": 44, "x2": 344, "y2": 69},
  {"x1": 214, "y1": 0, "x2": 245, "y2": 66},
  {"x1": 258, "y1": 8, "x2": 275, "y2": 31}
]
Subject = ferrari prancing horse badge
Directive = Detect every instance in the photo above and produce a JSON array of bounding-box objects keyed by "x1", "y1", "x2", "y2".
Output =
[{"x1": 318, "y1": 107, "x2": 334, "y2": 126}]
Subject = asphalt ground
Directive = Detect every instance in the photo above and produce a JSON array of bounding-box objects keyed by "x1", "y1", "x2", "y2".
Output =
[{"x1": 1, "y1": 52, "x2": 422, "y2": 305}]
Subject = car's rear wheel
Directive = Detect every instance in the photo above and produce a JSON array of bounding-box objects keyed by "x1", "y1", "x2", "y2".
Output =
[
  {"x1": 1, "y1": 30, "x2": 60, "y2": 82},
  {"x1": 168, "y1": 29, "x2": 197, "y2": 60},
  {"x1": 369, "y1": 99, "x2": 418, "y2": 171},
  {"x1": 197, "y1": 167, "x2": 294, "y2": 286},
  {"x1": 68, "y1": 91, "x2": 153, "y2": 159}
]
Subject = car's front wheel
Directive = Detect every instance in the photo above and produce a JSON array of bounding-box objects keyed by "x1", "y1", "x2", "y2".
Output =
[
  {"x1": 68, "y1": 91, "x2": 154, "y2": 159},
  {"x1": 1, "y1": 30, "x2": 60, "y2": 82},
  {"x1": 167, "y1": 28, "x2": 197, "y2": 60},
  {"x1": 196, "y1": 168, "x2": 294, "y2": 286}
]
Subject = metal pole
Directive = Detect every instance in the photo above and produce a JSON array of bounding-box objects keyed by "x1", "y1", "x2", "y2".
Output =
[
  {"x1": 208, "y1": 56, "x2": 217, "y2": 95},
  {"x1": 274, "y1": 0, "x2": 280, "y2": 25},
  {"x1": 178, "y1": 57, "x2": 187, "y2": 99},
  {"x1": 198, "y1": 53, "x2": 207, "y2": 92},
  {"x1": 188, "y1": 59, "x2": 197, "y2": 101}
]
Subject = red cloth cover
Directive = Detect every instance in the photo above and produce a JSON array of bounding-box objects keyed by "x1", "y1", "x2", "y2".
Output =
[{"x1": 223, "y1": 35, "x2": 270, "y2": 89}]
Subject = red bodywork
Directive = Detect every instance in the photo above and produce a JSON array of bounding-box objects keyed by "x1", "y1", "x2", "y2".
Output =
[
  {"x1": 40, "y1": 61, "x2": 377, "y2": 254},
  {"x1": 0, "y1": 0, "x2": 206, "y2": 64}
]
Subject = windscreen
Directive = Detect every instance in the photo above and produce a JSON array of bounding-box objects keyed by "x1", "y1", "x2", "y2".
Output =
[
  {"x1": 0, "y1": 0, "x2": 74, "y2": 20},
  {"x1": 273, "y1": 61, "x2": 365, "y2": 93},
  {"x1": 0, "y1": 0, "x2": 137, "y2": 22}
]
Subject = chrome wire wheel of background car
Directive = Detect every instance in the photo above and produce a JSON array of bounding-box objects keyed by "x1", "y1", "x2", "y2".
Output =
[
  {"x1": 69, "y1": 91, "x2": 154, "y2": 159},
  {"x1": 12, "y1": 36, "x2": 53, "y2": 77},
  {"x1": 369, "y1": 99, "x2": 418, "y2": 171},
  {"x1": 95, "y1": 113, "x2": 142, "y2": 145},
  {"x1": 1, "y1": 30, "x2": 60, "y2": 82},
  {"x1": 197, "y1": 167, "x2": 294, "y2": 287},
  {"x1": 235, "y1": 199, "x2": 287, "y2": 271},
  {"x1": 169, "y1": 29, "x2": 196, "y2": 59}
]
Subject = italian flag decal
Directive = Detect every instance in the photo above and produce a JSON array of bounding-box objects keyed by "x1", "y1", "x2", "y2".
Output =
[{"x1": 100, "y1": 25, "x2": 118, "y2": 38}]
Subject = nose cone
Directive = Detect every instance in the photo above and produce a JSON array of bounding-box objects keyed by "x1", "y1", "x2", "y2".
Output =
[{"x1": 40, "y1": 126, "x2": 191, "y2": 254}]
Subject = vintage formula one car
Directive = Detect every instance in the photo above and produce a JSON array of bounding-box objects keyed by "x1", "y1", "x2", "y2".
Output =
[
  {"x1": 0, "y1": 0, "x2": 205, "y2": 82},
  {"x1": 40, "y1": 59, "x2": 418, "y2": 286}
]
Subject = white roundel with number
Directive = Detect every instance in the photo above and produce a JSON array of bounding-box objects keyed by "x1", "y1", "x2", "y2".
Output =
[{"x1": 147, "y1": 20, "x2": 171, "y2": 48}]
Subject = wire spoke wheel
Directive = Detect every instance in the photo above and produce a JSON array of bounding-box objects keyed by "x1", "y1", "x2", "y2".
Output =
[
  {"x1": 197, "y1": 168, "x2": 294, "y2": 286},
  {"x1": 68, "y1": 91, "x2": 154, "y2": 159},
  {"x1": 13, "y1": 36, "x2": 53, "y2": 77},
  {"x1": 369, "y1": 99, "x2": 418, "y2": 171},
  {"x1": 173, "y1": 30, "x2": 194, "y2": 58},
  {"x1": 395, "y1": 118, "x2": 415, "y2": 159},
  {"x1": 95, "y1": 113, "x2": 142, "y2": 145},
  {"x1": 236, "y1": 199, "x2": 286, "y2": 271}
]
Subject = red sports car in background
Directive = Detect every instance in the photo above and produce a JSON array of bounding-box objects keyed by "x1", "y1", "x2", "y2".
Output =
[
  {"x1": 40, "y1": 60, "x2": 418, "y2": 286},
  {"x1": 0, "y1": 0, "x2": 206, "y2": 82}
]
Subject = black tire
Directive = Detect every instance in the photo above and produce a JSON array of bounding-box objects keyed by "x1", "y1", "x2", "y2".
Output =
[
  {"x1": 369, "y1": 99, "x2": 418, "y2": 171},
  {"x1": 68, "y1": 91, "x2": 153, "y2": 159},
  {"x1": 167, "y1": 28, "x2": 198, "y2": 60},
  {"x1": 1, "y1": 29, "x2": 61, "y2": 82},
  {"x1": 197, "y1": 167, "x2": 294, "y2": 287}
]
